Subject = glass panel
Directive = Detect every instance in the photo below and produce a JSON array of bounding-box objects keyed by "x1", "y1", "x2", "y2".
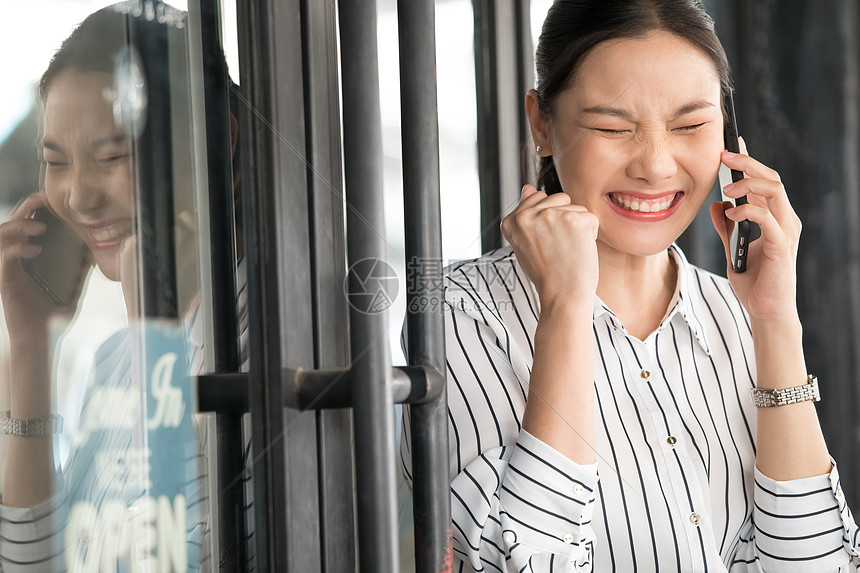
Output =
[{"x1": 0, "y1": 1, "x2": 242, "y2": 570}]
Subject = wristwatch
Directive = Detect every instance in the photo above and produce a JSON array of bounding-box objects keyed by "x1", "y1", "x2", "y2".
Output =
[
  {"x1": 750, "y1": 374, "x2": 820, "y2": 407},
  {"x1": 1, "y1": 412, "x2": 63, "y2": 437}
]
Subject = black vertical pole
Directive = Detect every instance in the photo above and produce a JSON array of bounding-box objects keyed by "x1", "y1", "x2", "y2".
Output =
[
  {"x1": 127, "y1": 14, "x2": 178, "y2": 319},
  {"x1": 197, "y1": 0, "x2": 246, "y2": 570},
  {"x1": 338, "y1": 0, "x2": 398, "y2": 570},
  {"x1": 396, "y1": 0, "x2": 452, "y2": 571},
  {"x1": 235, "y1": 0, "x2": 279, "y2": 569},
  {"x1": 472, "y1": 0, "x2": 504, "y2": 254}
]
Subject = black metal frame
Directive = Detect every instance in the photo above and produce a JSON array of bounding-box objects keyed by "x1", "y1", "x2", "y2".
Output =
[
  {"x1": 235, "y1": 0, "x2": 288, "y2": 569},
  {"x1": 397, "y1": 0, "x2": 452, "y2": 570},
  {"x1": 194, "y1": 1, "x2": 247, "y2": 568},
  {"x1": 198, "y1": 0, "x2": 452, "y2": 570},
  {"x1": 299, "y1": 0, "x2": 356, "y2": 568},
  {"x1": 129, "y1": 12, "x2": 179, "y2": 319},
  {"x1": 337, "y1": 0, "x2": 400, "y2": 568},
  {"x1": 473, "y1": 0, "x2": 534, "y2": 252}
]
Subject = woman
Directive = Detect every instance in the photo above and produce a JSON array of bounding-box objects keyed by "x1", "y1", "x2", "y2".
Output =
[
  {"x1": 0, "y1": 3, "x2": 245, "y2": 571},
  {"x1": 400, "y1": 1, "x2": 859, "y2": 571}
]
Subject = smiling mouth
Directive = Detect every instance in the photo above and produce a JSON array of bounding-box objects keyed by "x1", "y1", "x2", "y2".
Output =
[
  {"x1": 88, "y1": 221, "x2": 134, "y2": 246},
  {"x1": 608, "y1": 191, "x2": 681, "y2": 213}
]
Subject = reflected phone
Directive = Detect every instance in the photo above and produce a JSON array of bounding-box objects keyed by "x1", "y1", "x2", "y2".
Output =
[
  {"x1": 22, "y1": 207, "x2": 88, "y2": 306},
  {"x1": 720, "y1": 93, "x2": 750, "y2": 273}
]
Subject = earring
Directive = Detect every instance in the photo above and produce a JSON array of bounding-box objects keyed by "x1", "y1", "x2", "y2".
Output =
[{"x1": 535, "y1": 145, "x2": 543, "y2": 153}]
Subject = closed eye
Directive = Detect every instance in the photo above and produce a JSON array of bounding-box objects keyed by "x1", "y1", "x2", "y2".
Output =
[
  {"x1": 594, "y1": 128, "x2": 629, "y2": 136},
  {"x1": 98, "y1": 154, "x2": 130, "y2": 164},
  {"x1": 673, "y1": 123, "x2": 706, "y2": 133}
]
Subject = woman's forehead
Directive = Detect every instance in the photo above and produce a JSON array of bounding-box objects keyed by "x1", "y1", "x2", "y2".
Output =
[
  {"x1": 43, "y1": 70, "x2": 124, "y2": 145},
  {"x1": 566, "y1": 32, "x2": 721, "y2": 113}
]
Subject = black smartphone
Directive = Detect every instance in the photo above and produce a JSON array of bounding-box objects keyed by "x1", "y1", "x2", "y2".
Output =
[
  {"x1": 720, "y1": 93, "x2": 751, "y2": 273},
  {"x1": 22, "y1": 207, "x2": 88, "y2": 306}
]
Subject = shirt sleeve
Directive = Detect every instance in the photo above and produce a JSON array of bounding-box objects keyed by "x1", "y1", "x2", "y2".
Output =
[
  {"x1": 451, "y1": 430, "x2": 599, "y2": 571},
  {"x1": 400, "y1": 274, "x2": 600, "y2": 572},
  {"x1": 727, "y1": 459, "x2": 860, "y2": 572},
  {"x1": 0, "y1": 484, "x2": 68, "y2": 572}
]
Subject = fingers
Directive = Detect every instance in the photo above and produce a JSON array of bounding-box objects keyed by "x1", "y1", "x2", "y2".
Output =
[
  {"x1": 724, "y1": 202, "x2": 796, "y2": 255},
  {"x1": 0, "y1": 220, "x2": 48, "y2": 271},
  {"x1": 517, "y1": 186, "x2": 587, "y2": 213},
  {"x1": 0, "y1": 219, "x2": 47, "y2": 245},
  {"x1": 9, "y1": 192, "x2": 48, "y2": 221},
  {"x1": 720, "y1": 151, "x2": 801, "y2": 234},
  {"x1": 503, "y1": 185, "x2": 589, "y2": 241},
  {"x1": 1, "y1": 242, "x2": 42, "y2": 262},
  {"x1": 521, "y1": 183, "x2": 540, "y2": 201},
  {"x1": 502, "y1": 187, "x2": 597, "y2": 247},
  {"x1": 721, "y1": 151, "x2": 780, "y2": 183}
]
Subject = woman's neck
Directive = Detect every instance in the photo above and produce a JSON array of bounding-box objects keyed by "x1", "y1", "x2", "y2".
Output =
[{"x1": 595, "y1": 241, "x2": 678, "y2": 341}]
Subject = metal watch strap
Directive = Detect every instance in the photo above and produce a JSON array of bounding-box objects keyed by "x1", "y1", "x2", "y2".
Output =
[
  {"x1": 1, "y1": 412, "x2": 63, "y2": 437},
  {"x1": 750, "y1": 374, "x2": 820, "y2": 407}
]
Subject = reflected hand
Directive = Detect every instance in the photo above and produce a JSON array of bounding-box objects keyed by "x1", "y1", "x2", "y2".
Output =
[
  {"x1": 118, "y1": 210, "x2": 199, "y2": 319},
  {"x1": 500, "y1": 184, "x2": 599, "y2": 309},
  {"x1": 118, "y1": 233, "x2": 140, "y2": 317},
  {"x1": 709, "y1": 142, "x2": 801, "y2": 322},
  {"x1": 0, "y1": 192, "x2": 90, "y2": 343}
]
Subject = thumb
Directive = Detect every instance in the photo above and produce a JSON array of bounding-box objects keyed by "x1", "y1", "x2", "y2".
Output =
[
  {"x1": 521, "y1": 184, "x2": 539, "y2": 201},
  {"x1": 709, "y1": 201, "x2": 733, "y2": 267},
  {"x1": 738, "y1": 135, "x2": 749, "y2": 156}
]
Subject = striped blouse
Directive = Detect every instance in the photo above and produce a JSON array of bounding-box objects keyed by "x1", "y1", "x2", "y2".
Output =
[{"x1": 400, "y1": 245, "x2": 860, "y2": 572}]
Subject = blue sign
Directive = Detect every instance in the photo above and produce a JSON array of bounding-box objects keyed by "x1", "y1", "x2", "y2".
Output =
[{"x1": 63, "y1": 321, "x2": 200, "y2": 572}]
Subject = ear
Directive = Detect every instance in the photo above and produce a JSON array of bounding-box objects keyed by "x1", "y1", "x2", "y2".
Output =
[{"x1": 525, "y1": 89, "x2": 552, "y2": 156}]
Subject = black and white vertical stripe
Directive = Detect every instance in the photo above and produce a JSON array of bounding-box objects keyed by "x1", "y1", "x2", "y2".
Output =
[{"x1": 400, "y1": 245, "x2": 860, "y2": 572}]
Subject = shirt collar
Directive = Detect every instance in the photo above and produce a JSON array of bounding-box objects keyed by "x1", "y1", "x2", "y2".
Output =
[
  {"x1": 591, "y1": 245, "x2": 712, "y2": 355},
  {"x1": 666, "y1": 244, "x2": 712, "y2": 355}
]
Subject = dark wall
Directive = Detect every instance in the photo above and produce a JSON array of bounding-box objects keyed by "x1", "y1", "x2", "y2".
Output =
[{"x1": 699, "y1": 0, "x2": 860, "y2": 508}]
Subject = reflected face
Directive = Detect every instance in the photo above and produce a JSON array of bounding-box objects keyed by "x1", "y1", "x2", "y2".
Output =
[
  {"x1": 42, "y1": 70, "x2": 134, "y2": 282},
  {"x1": 541, "y1": 31, "x2": 724, "y2": 256}
]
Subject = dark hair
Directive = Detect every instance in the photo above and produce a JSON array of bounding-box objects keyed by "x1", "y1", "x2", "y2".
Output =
[
  {"x1": 534, "y1": 0, "x2": 732, "y2": 194},
  {"x1": 39, "y1": 1, "x2": 235, "y2": 110},
  {"x1": 38, "y1": 1, "x2": 240, "y2": 201}
]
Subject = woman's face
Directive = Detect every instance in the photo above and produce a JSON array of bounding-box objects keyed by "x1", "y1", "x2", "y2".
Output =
[
  {"x1": 533, "y1": 31, "x2": 724, "y2": 257},
  {"x1": 42, "y1": 69, "x2": 134, "y2": 282}
]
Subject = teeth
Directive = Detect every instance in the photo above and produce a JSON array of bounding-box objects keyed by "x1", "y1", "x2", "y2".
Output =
[
  {"x1": 611, "y1": 193, "x2": 675, "y2": 213},
  {"x1": 92, "y1": 224, "x2": 130, "y2": 242}
]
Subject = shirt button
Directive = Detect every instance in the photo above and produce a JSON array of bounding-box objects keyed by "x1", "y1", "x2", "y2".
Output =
[
  {"x1": 640, "y1": 370, "x2": 651, "y2": 379},
  {"x1": 689, "y1": 512, "x2": 701, "y2": 526},
  {"x1": 573, "y1": 483, "x2": 585, "y2": 496},
  {"x1": 666, "y1": 436, "x2": 677, "y2": 446},
  {"x1": 836, "y1": 486, "x2": 843, "y2": 498},
  {"x1": 562, "y1": 533, "x2": 575, "y2": 545}
]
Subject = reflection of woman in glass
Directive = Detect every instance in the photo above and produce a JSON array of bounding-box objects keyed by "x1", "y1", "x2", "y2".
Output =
[
  {"x1": 401, "y1": 1, "x2": 860, "y2": 571},
  {"x1": 0, "y1": 3, "x2": 242, "y2": 570}
]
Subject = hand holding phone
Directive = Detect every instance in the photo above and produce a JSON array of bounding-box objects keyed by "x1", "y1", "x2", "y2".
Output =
[
  {"x1": 22, "y1": 207, "x2": 88, "y2": 306},
  {"x1": 720, "y1": 93, "x2": 751, "y2": 273}
]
